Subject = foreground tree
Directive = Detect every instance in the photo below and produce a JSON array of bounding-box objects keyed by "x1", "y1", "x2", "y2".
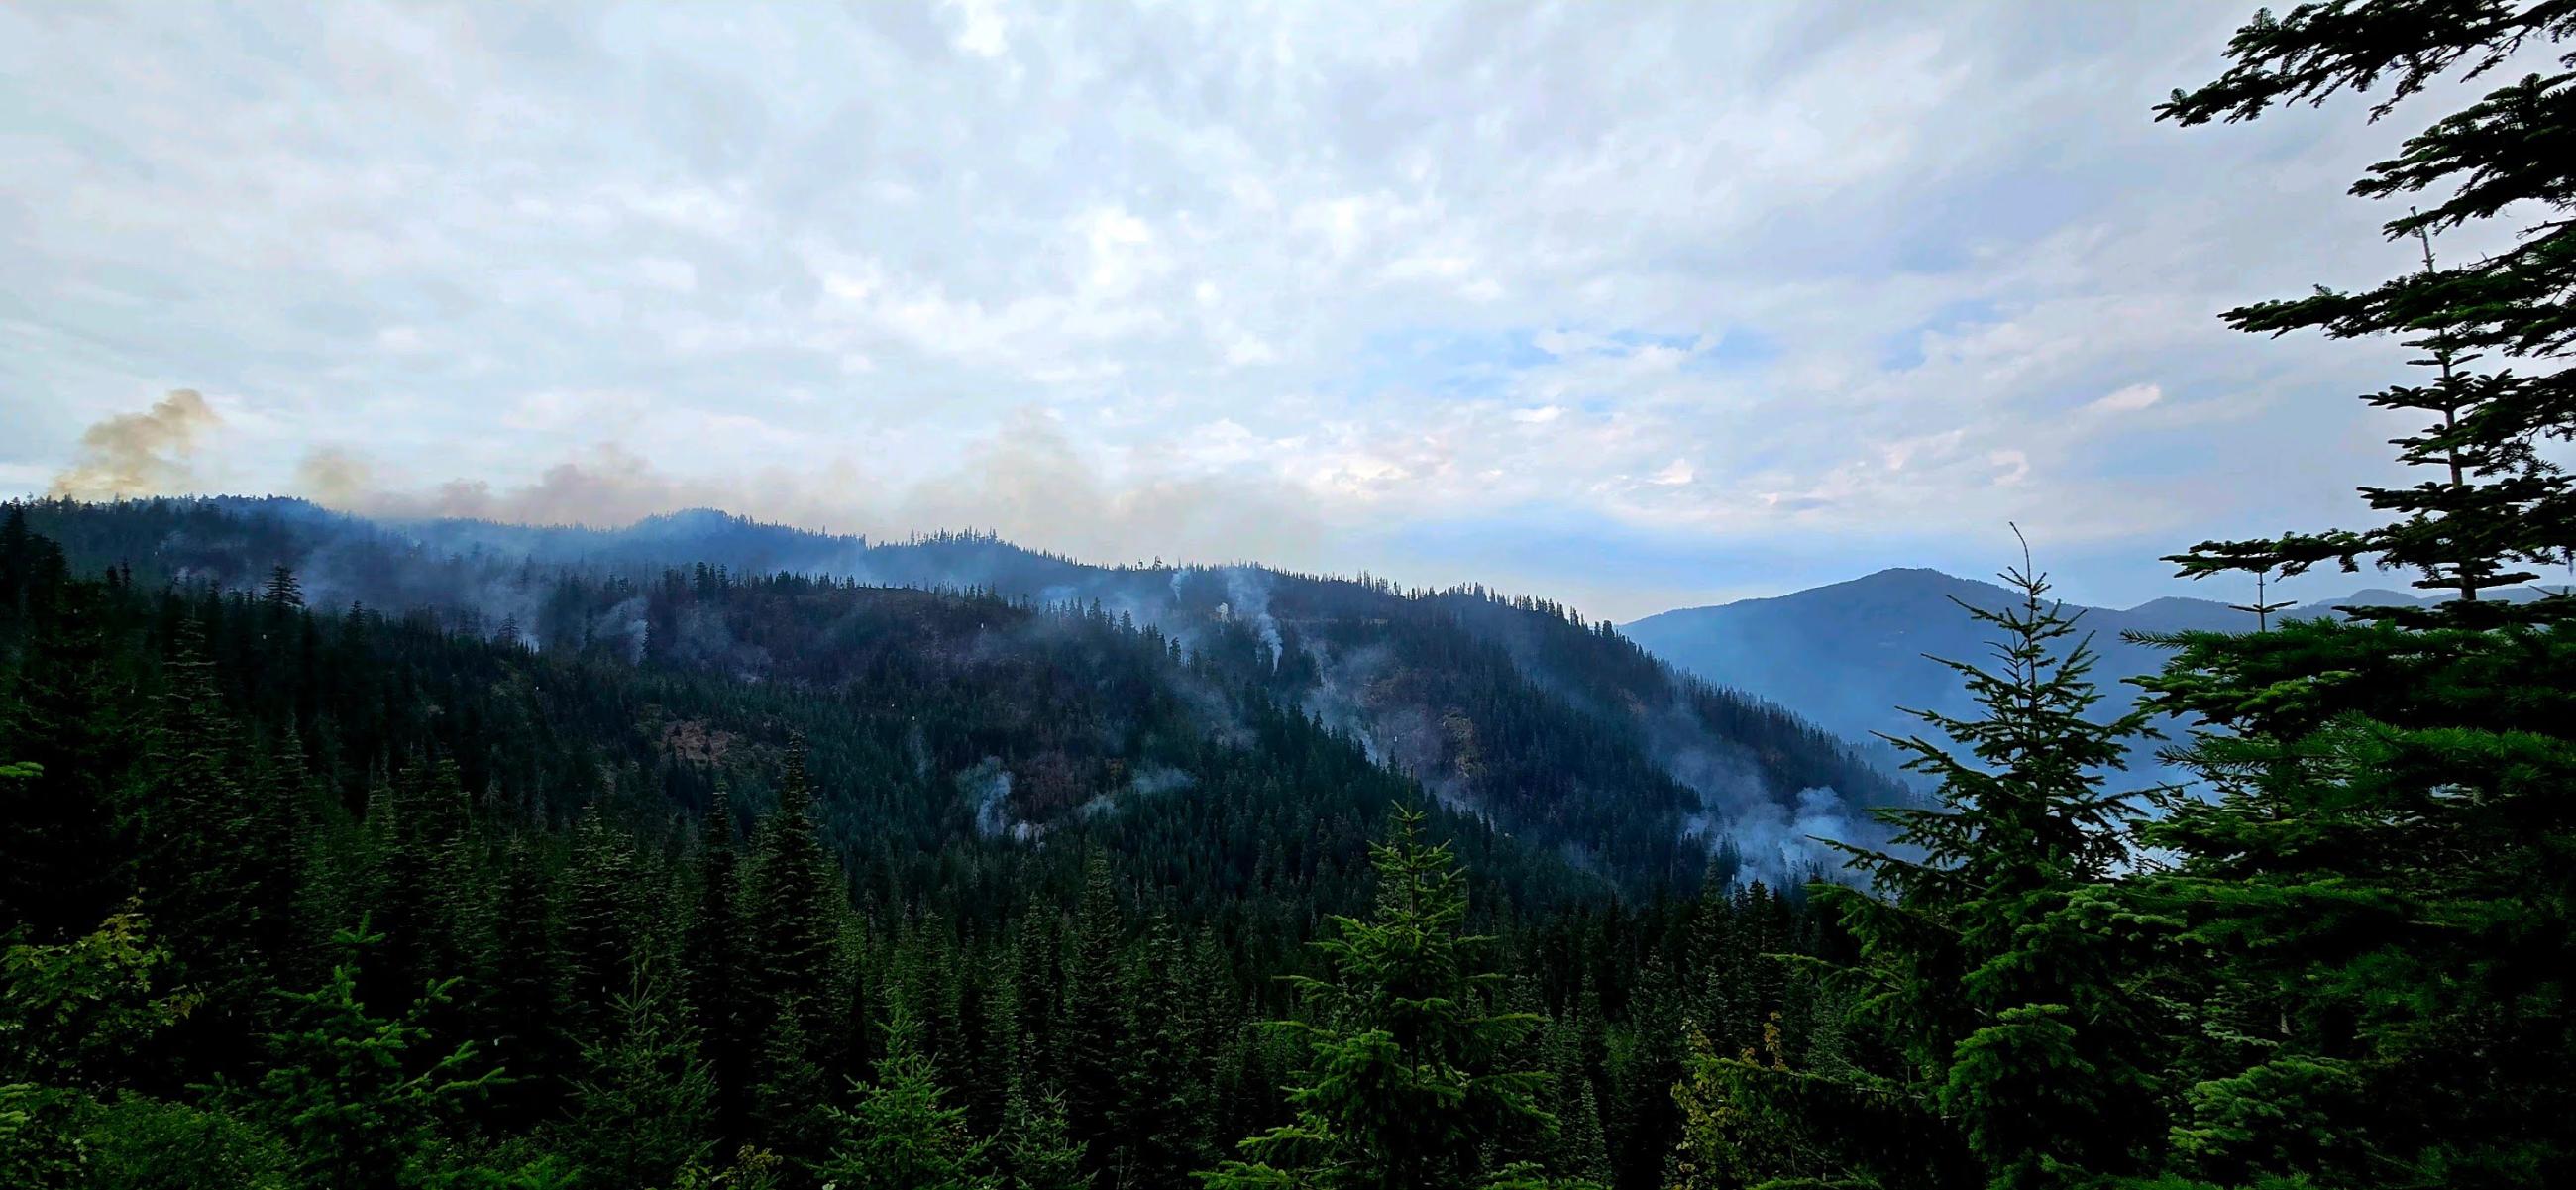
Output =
[
  {"x1": 1199, "y1": 806, "x2": 1585, "y2": 1190},
  {"x1": 1678, "y1": 550, "x2": 2164, "y2": 1190},
  {"x1": 813, "y1": 1004, "x2": 994, "y2": 1190},
  {"x1": 236, "y1": 920, "x2": 532, "y2": 1190},
  {"x1": 555, "y1": 966, "x2": 715, "y2": 1189},
  {"x1": 2135, "y1": 4, "x2": 2576, "y2": 1185}
]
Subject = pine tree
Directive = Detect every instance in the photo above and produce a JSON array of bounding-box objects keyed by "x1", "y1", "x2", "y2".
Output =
[
  {"x1": 749, "y1": 1009, "x2": 830, "y2": 1167},
  {"x1": 1055, "y1": 853, "x2": 1127, "y2": 1177},
  {"x1": 813, "y1": 1003, "x2": 997, "y2": 1190},
  {"x1": 1541, "y1": 1010, "x2": 1611, "y2": 1189},
  {"x1": 1693, "y1": 549, "x2": 2162, "y2": 1190},
  {"x1": 743, "y1": 747, "x2": 842, "y2": 1160},
  {"x1": 0, "y1": 579, "x2": 140, "y2": 939},
  {"x1": 1116, "y1": 914, "x2": 1206, "y2": 1187},
  {"x1": 556, "y1": 963, "x2": 716, "y2": 1188},
  {"x1": 262, "y1": 565, "x2": 303, "y2": 611},
  {"x1": 2136, "y1": 6, "x2": 2576, "y2": 1184},
  {"x1": 683, "y1": 782, "x2": 751, "y2": 1145},
  {"x1": 560, "y1": 812, "x2": 642, "y2": 1049},
  {"x1": 483, "y1": 839, "x2": 570, "y2": 1123},
  {"x1": 996, "y1": 1087, "x2": 1086, "y2": 1190},
  {"x1": 140, "y1": 620, "x2": 272, "y2": 1054},
  {"x1": 2157, "y1": 2, "x2": 2576, "y2": 620},
  {"x1": 240, "y1": 920, "x2": 508, "y2": 1190},
  {"x1": 1200, "y1": 806, "x2": 1573, "y2": 1190}
]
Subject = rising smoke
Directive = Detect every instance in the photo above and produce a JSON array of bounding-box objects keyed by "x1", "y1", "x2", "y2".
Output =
[
  {"x1": 283, "y1": 412, "x2": 1327, "y2": 573},
  {"x1": 48, "y1": 389, "x2": 221, "y2": 499}
]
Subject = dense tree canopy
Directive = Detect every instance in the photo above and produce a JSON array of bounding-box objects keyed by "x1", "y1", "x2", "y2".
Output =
[{"x1": 6, "y1": 4, "x2": 2573, "y2": 1188}]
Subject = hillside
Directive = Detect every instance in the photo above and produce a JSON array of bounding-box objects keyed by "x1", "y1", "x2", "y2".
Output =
[
  {"x1": 1624, "y1": 566, "x2": 2561, "y2": 773},
  {"x1": 0, "y1": 501, "x2": 1835, "y2": 1190},
  {"x1": 20, "y1": 496, "x2": 1910, "y2": 887}
]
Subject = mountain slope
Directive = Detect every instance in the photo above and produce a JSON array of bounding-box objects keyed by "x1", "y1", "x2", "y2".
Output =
[
  {"x1": 21, "y1": 496, "x2": 1910, "y2": 887},
  {"x1": 1623, "y1": 567, "x2": 2562, "y2": 772}
]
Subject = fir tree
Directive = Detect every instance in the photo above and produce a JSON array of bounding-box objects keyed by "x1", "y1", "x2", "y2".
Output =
[
  {"x1": 483, "y1": 839, "x2": 570, "y2": 1122},
  {"x1": 997, "y1": 1087, "x2": 1087, "y2": 1190},
  {"x1": 140, "y1": 621, "x2": 272, "y2": 1053},
  {"x1": 683, "y1": 782, "x2": 752, "y2": 1145},
  {"x1": 2137, "y1": 5, "x2": 2576, "y2": 1184},
  {"x1": 743, "y1": 747, "x2": 842, "y2": 1160},
  {"x1": 1694, "y1": 549, "x2": 2163, "y2": 1190},
  {"x1": 813, "y1": 1003, "x2": 997, "y2": 1190},
  {"x1": 0, "y1": 579, "x2": 140, "y2": 939},
  {"x1": 1200, "y1": 806, "x2": 1573, "y2": 1190},
  {"x1": 1055, "y1": 853, "x2": 1128, "y2": 1177},
  {"x1": 239, "y1": 920, "x2": 509, "y2": 1190},
  {"x1": 560, "y1": 812, "x2": 643, "y2": 1049},
  {"x1": 261, "y1": 565, "x2": 303, "y2": 611},
  {"x1": 556, "y1": 964, "x2": 716, "y2": 1189}
]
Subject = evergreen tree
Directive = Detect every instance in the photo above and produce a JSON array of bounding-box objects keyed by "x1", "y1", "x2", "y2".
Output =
[
  {"x1": 0, "y1": 579, "x2": 140, "y2": 939},
  {"x1": 239, "y1": 920, "x2": 510, "y2": 1190},
  {"x1": 743, "y1": 747, "x2": 842, "y2": 1160},
  {"x1": 556, "y1": 964, "x2": 716, "y2": 1189},
  {"x1": 1200, "y1": 806, "x2": 1573, "y2": 1190},
  {"x1": 683, "y1": 782, "x2": 752, "y2": 1145},
  {"x1": 749, "y1": 1010, "x2": 830, "y2": 1168},
  {"x1": 1055, "y1": 853, "x2": 1127, "y2": 1178},
  {"x1": 1691, "y1": 551, "x2": 2162, "y2": 1190},
  {"x1": 560, "y1": 812, "x2": 642, "y2": 1049},
  {"x1": 1116, "y1": 914, "x2": 1207, "y2": 1186},
  {"x1": 261, "y1": 565, "x2": 303, "y2": 611},
  {"x1": 139, "y1": 621, "x2": 273, "y2": 1054},
  {"x1": 2136, "y1": 6, "x2": 2576, "y2": 1184},
  {"x1": 813, "y1": 1003, "x2": 997, "y2": 1190},
  {"x1": 997, "y1": 1087, "x2": 1087, "y2": 1190},
  {"x1": 484, "y1": 839, "x2": 570, "y2": 1122}
]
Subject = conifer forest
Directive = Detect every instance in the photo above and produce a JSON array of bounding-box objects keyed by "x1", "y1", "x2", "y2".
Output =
[{"x1": 3, "y1": 3, "x2": 2573, "y2": 1189}]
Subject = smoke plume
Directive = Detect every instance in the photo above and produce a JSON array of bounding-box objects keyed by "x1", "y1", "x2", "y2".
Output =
[
  {"x1": 290, "y1": 413, "x2": 1328, "y2": 571},
  {"x1": 49, "y1": 389, "x2": 221, "y2": 499}
]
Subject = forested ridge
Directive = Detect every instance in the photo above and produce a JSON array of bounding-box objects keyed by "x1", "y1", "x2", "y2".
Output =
[
  {"x1": 15, "y1": 492, "x2": 1910, "y2": 891},
  {"x1": 7, "y1": 3, "x2": 2576, "y2": 1189},
  {"x1": 0, "y1": 507, "x2": 1845, "y2": 1188}
]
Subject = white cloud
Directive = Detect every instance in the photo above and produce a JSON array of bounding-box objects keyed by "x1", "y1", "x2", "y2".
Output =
[
  {"x1": 0, "y1": 0, "x2": 2512, "y2": 616},
  {"x1": 2092, "y1": 382, "x2": 2164, "y2": 413}
]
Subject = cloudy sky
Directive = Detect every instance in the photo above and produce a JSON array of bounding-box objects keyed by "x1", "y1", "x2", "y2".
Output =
[{"x1": 0, "y1": 0, "x2": 2500, "y2": 618}]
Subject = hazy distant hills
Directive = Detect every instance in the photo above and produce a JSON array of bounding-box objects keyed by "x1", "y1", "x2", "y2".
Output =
[
  {"x1": 1624, "y1": 566, "x2": 2560, "y2": 771},
  {"x1": 20, "y1": 496, "x2": 1910, "y2": 888}
]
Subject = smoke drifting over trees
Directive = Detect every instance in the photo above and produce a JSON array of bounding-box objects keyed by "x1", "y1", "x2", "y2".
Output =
[
  {"x1": 45, "y1": 388, "x2": 220, "y2": 500},
  {"x1": 216, "y1": 405, "x2": 1328, "y2": 577}
]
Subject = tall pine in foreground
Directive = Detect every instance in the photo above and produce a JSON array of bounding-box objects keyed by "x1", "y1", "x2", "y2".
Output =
[
  {"x1": 814, "y1": 1003, "x2": 995, "y2": 1190},
  {"x1": 2135, "y1": 4, "x2": 2576, "y2": 1184},
  {"x1": 1677, "y1": 550, "x2": 2163, "y2": 1190},
  {"x1": 1199, "y1": 806, "x2": 1590, "y2": 1190},
  {"x1": 745, "y1": 744, "x2": 845, "y2": 1162}
]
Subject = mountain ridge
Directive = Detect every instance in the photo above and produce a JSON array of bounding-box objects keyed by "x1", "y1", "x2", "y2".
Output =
[
  {"x1": 19, "y1": 495, "x2": 1912, "y2": 889},
  {"x1": 1623, "y1": 565, "x2": 2565, "y2": 777}
]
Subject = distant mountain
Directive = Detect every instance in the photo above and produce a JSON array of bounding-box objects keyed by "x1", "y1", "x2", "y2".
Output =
[
  {"x1": 20, "y1": 496, "x2": 1912, "y2": 887},
  {"x1": 1624, "y1": 568, "x2": 2564, "y2": 781}
]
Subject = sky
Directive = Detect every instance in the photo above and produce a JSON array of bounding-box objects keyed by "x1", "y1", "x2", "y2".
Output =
[{"x1": 0, "y1": 0, "x2": 2530, "y2": 620}]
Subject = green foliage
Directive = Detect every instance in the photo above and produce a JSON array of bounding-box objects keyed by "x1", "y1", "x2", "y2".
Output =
[
  {"x1": 996, "y1": 1088, "x2": 1087, "y2": 1190},
  {"x1": 237, "y1": 920, "x2": 507, "y2": 1190},
  {"x1": 1200, "y1": 806, "x2": 1585, "y2": 1190},
  {"x1": 2134, "y1": 4, "x2": 2576, "y2": 1186},
  {"x1": 1, "y1": 910, "x2": 189, "y2": 1088},
  {"x1": 555, "y1": 965, "x2": 716, "y2": 1190},
  {"x1": 80, "y1": 1094, "x2": 292, "y2": 1190},
  {"x1": 813, "y1": 1004, "x2": 996, "y2": 1190},
  {"x1": 1687, "y1": 556, "x2": 2164, "y2": 1190}
]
